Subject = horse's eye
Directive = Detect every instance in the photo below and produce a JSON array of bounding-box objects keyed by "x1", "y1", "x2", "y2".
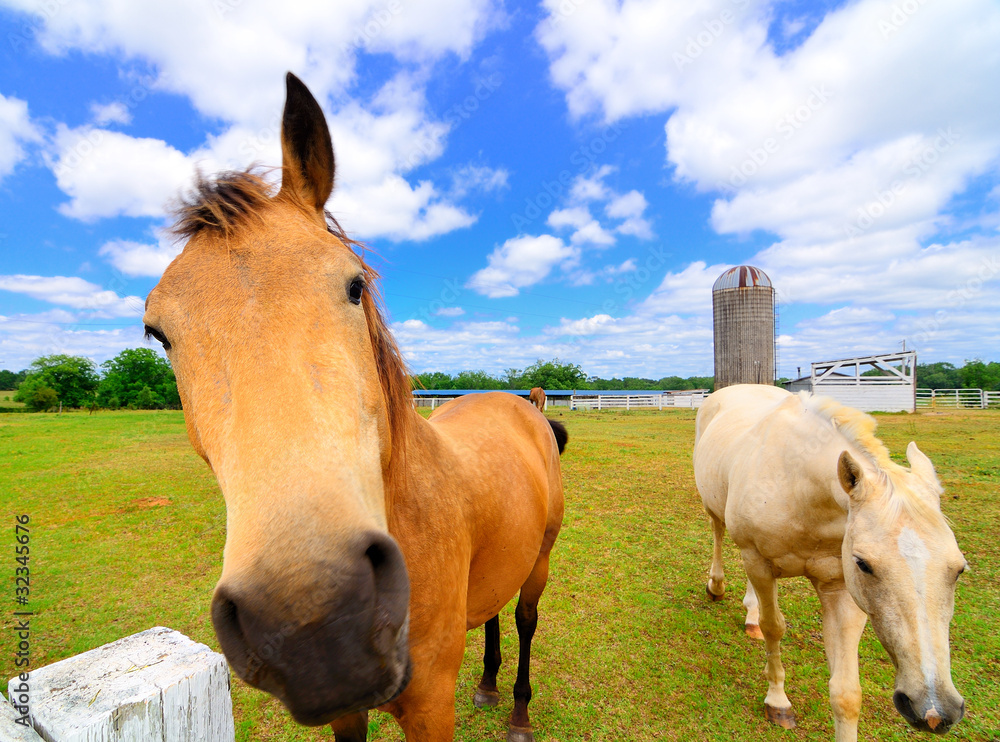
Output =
[
  {"x1": 348, "y1": 278, "x2": 365, "y2": 305},
  {"x1": 854, "y1": 557, "x2": 873, "y2": 576},
  {"x1": 144, "y1": 325, "x2": 171, "y2": 351}
]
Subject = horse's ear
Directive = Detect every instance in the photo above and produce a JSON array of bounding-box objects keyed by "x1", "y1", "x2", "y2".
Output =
[
  {"x1": 278, "y1": 72, "x2": 334, "y2": 216},
  {"x1": 838, "y1": 451, "x2": 865, "y2": 502},
  {"x1": 906, "y1": 441, "x2": 944, "y2": 499}
]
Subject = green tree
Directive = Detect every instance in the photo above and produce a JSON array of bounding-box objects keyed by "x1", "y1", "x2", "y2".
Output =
[
  {"x1": 14, "y1": 355, "x2": 99, "y2": 408},
  {"x1": 451, "y1": 370, "x2": 506, "y2": 389},
  {"x1": 0, "y1": 369, "x2": 28, "y2": 389},
  {"x1": 516, "y1": 359, "x2": 587, "y2": 390},
  {"x1": 412, "y1": 371, "x2": 454, "y2": 390},
  {"x1": 23, "y1": 384, "x2": 59, "y2": 412},
  {"x1": 959, "y1": 359, "x2": 1000, "y2": 391},
  {"x1": 99, "y1": 347, "x2": 180, "y2": 409},
  {"x1": 915, "y1": 362, "x2": 962, "y2": 389}
]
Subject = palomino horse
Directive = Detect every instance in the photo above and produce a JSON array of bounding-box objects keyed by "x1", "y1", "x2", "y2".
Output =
[
  {"x1": 693, "y1": 384, "x2": 965, "y2": 741},
  {"x1": 529, "y1": 387, "x2": 546, "y2": 412},
  {"x1": 144, "y1": 73, "x2": 567, "y2": 742}
]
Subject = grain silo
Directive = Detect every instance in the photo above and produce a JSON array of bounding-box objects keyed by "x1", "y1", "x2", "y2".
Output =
[{"x1": 712, "y1": 266, "x2": 775, "y2": 389}]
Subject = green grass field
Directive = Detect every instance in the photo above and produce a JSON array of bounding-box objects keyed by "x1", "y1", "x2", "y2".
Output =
[
  {"x1": 0, "y1": 390, "x2": 24, "y2": 409},
  {"x1": 2, "y1": 408, "x2": 998, "y2": 740}
]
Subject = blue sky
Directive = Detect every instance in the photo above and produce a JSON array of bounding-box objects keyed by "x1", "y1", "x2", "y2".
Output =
[{"x1": 1, "y1": 0, "x2": 998, "y2": 379}]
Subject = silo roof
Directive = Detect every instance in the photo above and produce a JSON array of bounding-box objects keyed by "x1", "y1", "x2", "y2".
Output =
[{"x1": 713, "y1": 265, "x2": 772, "y2": 291}]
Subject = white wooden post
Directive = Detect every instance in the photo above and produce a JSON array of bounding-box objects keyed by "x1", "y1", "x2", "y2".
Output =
[
  {"x1": 1, "y1": 696, "x2": 43, "y2": 741},
  {"x1": 626, "y1": 396, "x2": 630, "y2": 411},
  {"x1": 8, "y1": 627, "x2": 235, "y2": 742}
]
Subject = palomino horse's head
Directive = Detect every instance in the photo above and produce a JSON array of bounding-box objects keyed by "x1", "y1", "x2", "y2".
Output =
[
  {"x1": 838, "y1": 445, "x2": 966, "y2": 735},
  {"x1": 144, "y1": 74, "x2": 413, "y2": 725}
]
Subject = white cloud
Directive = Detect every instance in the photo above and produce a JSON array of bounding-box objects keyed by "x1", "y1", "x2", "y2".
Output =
[
  {"x1": 450, "y1": 164, "x2": 509, "y2": 197},
  {"x1": 98, "y1": 239, "x2": 182, "y2": 278},
  {"x1": 0, "y1": 312, "x2": 153, "y2": 371},
  {"x1": 0, "y1": 275, "x2": 143, "y2": 318},
  {"x1": 50, "y1": 126, "x2": 195, "y2": 221},
  {"x1": 90, "y1": 101, "x2": 132, "y2": 126},
  {"x1": 434, "y1": 306, "x2": 465, "y2": 317},
  {"x1": 467, "y1": 235, "x2": 578, "y2": 297},
  {"x1": 11, "y1": 1, "x2": 503, "y2": 241},
  {"x1": 0, "y1": 93, "x2": 39, "y2": 181}
]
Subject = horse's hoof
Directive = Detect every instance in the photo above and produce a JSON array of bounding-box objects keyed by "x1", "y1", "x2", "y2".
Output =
[
  {"x1": 506, "y1": 725, "x2": 535, "y2": 742},
  {"x1": 745, "y1": 623, "x2": 765, "y2": 640},
  {"x1": 473, "y1": 689, "x2": 500, "y2": 708},
  {"x1": 706, "y1": 585, "x2": 725, "y2": 602},
  {"x1": 765, "y1": 704, "x2": 797, "y2": 729}
]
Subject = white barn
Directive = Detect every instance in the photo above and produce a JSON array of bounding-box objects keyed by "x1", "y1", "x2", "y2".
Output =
[{"x1": 784, "y1": 351, "x2": 917, "y2": 413}]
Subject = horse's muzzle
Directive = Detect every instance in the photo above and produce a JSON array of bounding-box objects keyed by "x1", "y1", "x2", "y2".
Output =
[
  {"x1": 211, "y1": 530, "x2": 411, "y2": 725},
  {"x1": 893, "y1": 691, "x2": 964, "y2": 735}
]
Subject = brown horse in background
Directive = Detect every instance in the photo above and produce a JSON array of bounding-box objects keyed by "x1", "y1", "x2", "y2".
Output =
[
  {"x1": 144, "y1": 73, "x2": 567, "y2": 742},
  {"x1": 529, "y1": 387, "x2": 546, "y2": 412}
]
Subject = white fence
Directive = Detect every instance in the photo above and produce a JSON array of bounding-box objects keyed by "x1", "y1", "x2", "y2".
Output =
[
  {"x1": 916, "y1": 388, "x2": 1000, "y2": 409},
  {"x1": 570, "y1": 391, "x2": 707, "y2": 411}
]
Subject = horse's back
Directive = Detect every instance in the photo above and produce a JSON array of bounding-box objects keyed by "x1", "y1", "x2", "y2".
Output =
[
  {"x1": 427, "y1": 392, "x2": 564, "y2": 626},
  {"x1": 694, "y1": 385, "x2": 792, "y2": 520}
]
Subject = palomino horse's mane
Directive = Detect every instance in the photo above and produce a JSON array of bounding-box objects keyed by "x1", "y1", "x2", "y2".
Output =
[
  {"x1": 798, "y1": 392, "x2": 945, "y2": 524},
  {"x1": 170, "y1": 169, "x2": 414, "y2": 490}
]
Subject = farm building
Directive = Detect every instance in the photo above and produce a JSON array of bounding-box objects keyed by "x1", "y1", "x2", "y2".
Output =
[
  {"x1": 712, "y1": 266, "x2": 776, "y2": 389},
  {"x1": 783, "y1": 351, "x2": 917, "y2": 412}
]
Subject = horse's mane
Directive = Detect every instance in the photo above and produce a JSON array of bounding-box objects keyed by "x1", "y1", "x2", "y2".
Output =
[
  {"x1": 798, "y1": 392, "x2": 944, "y2": 524},
  {"x1": 170, "y1": 168, "x2": 414, "y2": 490}
]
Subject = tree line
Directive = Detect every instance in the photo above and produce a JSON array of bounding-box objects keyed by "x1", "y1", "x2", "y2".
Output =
[
  {"x1": 4, "y1": 355, "x2": 998, "y2": 413},
  {"x1": 414, "y1": 359, "x2": 715, "y2": 391},
  {"x1": 7, "y1": 349, "x2": 180, "y2": 412}
]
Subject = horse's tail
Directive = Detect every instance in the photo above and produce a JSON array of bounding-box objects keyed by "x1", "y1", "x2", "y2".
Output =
[{"x1": 547, "y1": 419, "x2": 568, "y2": 455}]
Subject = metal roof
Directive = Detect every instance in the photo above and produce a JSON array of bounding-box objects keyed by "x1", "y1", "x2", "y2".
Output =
[{"x1": 712, "y1": 265, "x2": 772, "y2": 291}]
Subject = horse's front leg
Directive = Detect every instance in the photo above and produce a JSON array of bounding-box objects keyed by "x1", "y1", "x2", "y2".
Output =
[
  {"x1": 742, "y1": 551, "x2": 796, "y2": 729},
  {"x1": 813, "y1": 579, "x2": 867, "y2": 742},
  {"x1": 474, "y1": 614, "x2": 502, "y2": 707},
  {"x1": 384, "y1": 617, "x2": 466, "y2": 742},
  {"x1": 331, "y1": 711, "x2": 368, "y2": 742}
]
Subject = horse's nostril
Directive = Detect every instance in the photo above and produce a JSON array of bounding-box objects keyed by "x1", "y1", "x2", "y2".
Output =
[
  {"x1": 893, "y1": 691, "x2": 917, "y2": 722},
  {"x1": 366, "y1": 541, "x2": 387, "y2": 571}
]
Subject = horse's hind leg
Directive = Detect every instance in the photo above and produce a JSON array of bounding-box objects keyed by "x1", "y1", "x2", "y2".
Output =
[
  {"x1": 743, "y1": 580, "x2": 764, "y2": 640},
  {"x1": 508, "y1": 553, "x2": 551, "y2": 742},
  {"x1": 706, "y1": 513, "x2": 726, "y2": 600},
  {"x1": 474, "y1": 614, "x2": 502, "y2": 707},
  {"x1": 331, "y1": 711, "x2": 368, "y2": 742},
  {"x1": 743, "y1": 551, "x2": 796, "y2": 729}
]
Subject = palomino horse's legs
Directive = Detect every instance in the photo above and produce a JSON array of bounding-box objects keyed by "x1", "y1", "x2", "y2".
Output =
[
  {"x1": 813, "y1": 579, "x2": 868, "y2": 742},
  {"x1": 474, "y1": 614, "x2": 502, "y2": 707},
  {"x1": 507, "y1": 552, "x2": 551, "y2": 742},
  {"x1": 706, "y1": 513, "x2": 727, "y2": 601},
  {"x1": 330, "y1": 711, "x2": 368, "y2": 742},
  {"x1": 742, "y1": 551, "x2": 796, "y2": 729},
  {"x1": 742, "y1": 581, "x2": 764, "y2": 640}
]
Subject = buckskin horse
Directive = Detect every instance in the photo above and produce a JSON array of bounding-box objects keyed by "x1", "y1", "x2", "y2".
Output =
[
  {"x1": 144, "y1": 73, "x2": 567, "y2": 742},
  {"x1": 694, "y1": 384, "x2": 965, "y2": 741}
]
